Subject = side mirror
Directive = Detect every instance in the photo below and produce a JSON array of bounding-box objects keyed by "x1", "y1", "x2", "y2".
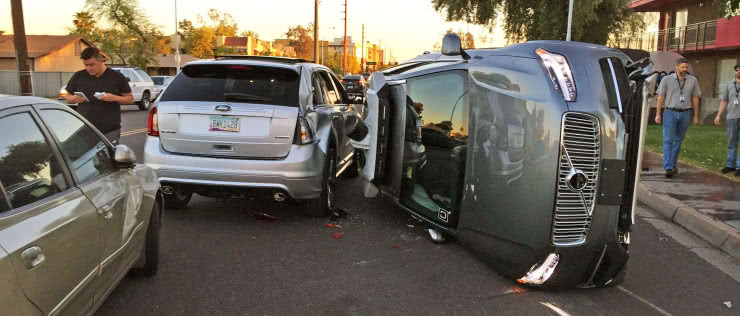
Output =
[
  {"x1": 114, "y1": 144, "x2": 137, "y2": 167},
  {"x1": 442, "y1": 33, "x2": 471, "y2": 60}
]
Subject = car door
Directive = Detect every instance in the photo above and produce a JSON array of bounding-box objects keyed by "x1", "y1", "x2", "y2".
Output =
[
  {"x1": 0, "y1": 106, "x2": 101, "y2": 316},
  {"x1": 120, "y1": 68, "x2": 142, "y2": 102},
  {"x1": 37, "y1": 106, "x2": 144, "y2": 303},
  {"x1": 318, "y1": 70, "x2": 355, "y2": 174}
]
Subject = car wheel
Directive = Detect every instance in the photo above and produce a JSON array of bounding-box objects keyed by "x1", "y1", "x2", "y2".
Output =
[
  {"x1": 132, "y1": 200, "x2": 160, "y2": 277},
  {"x1": 164, "y1": 190, "x2": 192, "y2": 210},
  {"x1": 138, "y1": 91, "x2": 151, "y2": 111},
  {"x1": 306, "y1": 148, "x2": 336, "y2": 217}
]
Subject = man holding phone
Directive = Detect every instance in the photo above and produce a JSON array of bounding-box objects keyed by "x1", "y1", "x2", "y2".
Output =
[{"x1": 64, "y1": 47, "x2": 133, "y2": 144}]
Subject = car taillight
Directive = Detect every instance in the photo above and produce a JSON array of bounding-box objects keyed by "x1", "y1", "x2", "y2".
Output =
[
  {"x1": 59, "y1": 88, "x2": 68, "y2": 98},
  {"x1": 147, "y1": 106, "x2": 159, "y2": 137},
  {"x1": 536, "y1": 48, "x2": 576, "y2": 101},
  {"x1": 293, "y1": 117, "x2": 314, "y2": 145}
]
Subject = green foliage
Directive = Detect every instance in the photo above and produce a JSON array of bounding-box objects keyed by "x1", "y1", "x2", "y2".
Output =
[
  {"x1": 285, "y1": 24, "x2": 314, "y2": 60},
  {"x1": 431, "y1": 0, "x2": 645, "y2": 45},
  {"x1": 240, "y1": 31, "x2": 259, "y2": 41},
  {"x1": 714, "y1": 0, "x2": 740, "y2": 17},
  {"x1": 644, "y1": 125, "x2": 730, "y2": 175},
  {"x1": 179, "y1": 9, "x2": 241, "y2": 59},
  {"x1": 0, "y1": 141, "x2": 50, "y2": 186}
]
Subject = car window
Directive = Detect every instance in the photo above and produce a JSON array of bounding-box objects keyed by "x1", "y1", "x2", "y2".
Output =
[
  {"x1": 317, "y1": 71, "x2": 339, "y2": 104},
  {"x1": 160, "y1": 64, "x2": 301, "y2": 107},
  {"x1": 152, "y1": 77, "x2": 165, "y2": 85},
  {"x1": 407, "y1": 70, "x2": 468, "y2": 143},
  {"x1": 116, "y1": 69, "x2": 136, "y2": 82},
  {"x1": 0, "y1": 112, "x2": 68, "y2": 212},
  {"x1": 135, "y1": 69, "x2": 152, "y2": 82},
  {"x1": 311, "y1": 73, "x2": 325, "y2": 105},
  {"x1": 40, "y1": 109, "x2": 116, "y2": 183}
]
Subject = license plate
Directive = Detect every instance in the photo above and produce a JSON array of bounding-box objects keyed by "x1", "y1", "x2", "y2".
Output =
[{"x1": 209, "y1": 116, "x2": 240, "y2": 132}]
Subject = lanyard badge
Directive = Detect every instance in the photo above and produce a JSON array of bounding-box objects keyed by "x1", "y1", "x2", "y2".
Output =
[{"x1": 678, "y1": 77, "x2": 687, "y2": 103}]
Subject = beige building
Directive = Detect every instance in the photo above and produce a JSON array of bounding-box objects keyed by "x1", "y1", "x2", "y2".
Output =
[
  {"x1": 0, "y1": 35, "x2": 98, "y2": 72},
  {"x1": 146, "y1": 54, "x2": 200, "y2": 76}
]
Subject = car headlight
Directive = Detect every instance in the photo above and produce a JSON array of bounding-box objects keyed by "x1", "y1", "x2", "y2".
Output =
[
  {"x1": 59, "y1": 88, "x2": 68, "y2": 97},
  {"x1": 536, "y1": 48, "x2": 576, "y2": 101}
]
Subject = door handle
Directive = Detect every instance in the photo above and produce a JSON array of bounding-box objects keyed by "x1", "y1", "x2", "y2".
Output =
[
  {"x1": 21, "y1": 246, "x2": 45, "y2": 269},
  {"x1": 98, "y1": 205, "x2": 113, "y2": 220}
]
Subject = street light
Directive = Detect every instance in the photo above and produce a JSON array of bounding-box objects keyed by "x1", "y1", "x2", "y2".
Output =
[
  {"x1": 175, "y1": 0, "x2": 181, "y2": 74},
  {"x1": 566, "y1": 0, "x2": 574, "y2": 41}
]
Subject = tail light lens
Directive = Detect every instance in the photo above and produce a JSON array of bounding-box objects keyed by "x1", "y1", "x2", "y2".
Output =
[
  {"x1": 293, "y1": 116, "x2": 314, "y2": 145},
  {"x1": 59, "y1": 88, "x2": 68, "y2": 98},
  {"x1": 536, "y1": 48, "x2": 576, "y2": 101},
  {"x1": 147, "y1": 106, "x2": 159, "y2": 137}
]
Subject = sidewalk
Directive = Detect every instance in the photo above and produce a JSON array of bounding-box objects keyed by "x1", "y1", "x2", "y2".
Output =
[{"x1": 638, "y1": 152, "x2": 740, "y2": 258}]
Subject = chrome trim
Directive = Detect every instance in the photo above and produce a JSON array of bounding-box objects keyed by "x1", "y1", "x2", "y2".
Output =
[
  {"x1": 607, "y1": 58, "x2": 623, "y2": 113},
  {"x1": 49, "y1": 266, "x2": 99, "y2": 316},
  {"x1": 214, "y1": 104, "x2": 232, "y2": 112},
  {"x1": 553, "y1": 113, "x2": 601, "y2": 246}
]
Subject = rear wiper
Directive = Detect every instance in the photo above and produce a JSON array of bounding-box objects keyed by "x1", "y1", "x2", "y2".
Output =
[{"x1": 223, "y1": 93, "x2": 272, "y2": 102}]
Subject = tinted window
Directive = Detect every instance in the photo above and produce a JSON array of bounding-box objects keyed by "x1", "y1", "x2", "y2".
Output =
[
  {"x1": 152, "y1": 77, "x2": 165, "y2": 85},
  {"x1": 41, "y1": 110, "x2": 115, "y2": 183},
  {"x1": 161, "y1": 64, "x2": 300, "y2": 107},
  {"x1": 0, "y1": 112, "x2": 68, "y2": 211},
  {"x1": 600, "y1": 57, "x2": 630, "y2": 110},
  {"x1": 407, "y1": 71, "x2": 468, "y2": 143},
  {"x1": 317, "y1": 71, "x2": 339, "y2": 105}
]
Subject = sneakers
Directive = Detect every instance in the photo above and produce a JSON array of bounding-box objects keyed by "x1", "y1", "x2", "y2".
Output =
[
  {"x1": 665, "y1": 169, "x2": 675, "y2": 178},
  {"x1": 721, "y1": 167, "x2": 735, "y2": 174}
]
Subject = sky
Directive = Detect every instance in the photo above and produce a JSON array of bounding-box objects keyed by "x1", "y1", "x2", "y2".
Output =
[{"x1": 0, "y1": 0, "x2": 508, "y2": 62}]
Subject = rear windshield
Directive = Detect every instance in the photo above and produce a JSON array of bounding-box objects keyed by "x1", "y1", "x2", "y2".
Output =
[
  {"x1": 152, "y1": 77, "x2": 165, "y2": 85},
  {"x1": 160, "y1": 64, "x2": 300, "y2": 106}
]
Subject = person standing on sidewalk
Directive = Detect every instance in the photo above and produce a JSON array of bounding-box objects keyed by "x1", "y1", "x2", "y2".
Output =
[
  {"x1": 64, "y1": 47, "x2": 133, "y2": 145},
  {"x1": 714, "y1": 62, "x2": 740, "y2": 176},
  {"x1": 655, "y1": 58, "x2": 701, "y2": 178}
]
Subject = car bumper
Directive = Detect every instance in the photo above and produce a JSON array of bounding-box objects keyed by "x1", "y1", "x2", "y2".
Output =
[{"x1": 143, "y1": 136, "x2": 325, "y2": 199}]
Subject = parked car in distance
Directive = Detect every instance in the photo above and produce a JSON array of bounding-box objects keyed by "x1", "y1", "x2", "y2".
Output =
[
  {"x1": 0, "y1": 95, "x2": 163, "y2": 315},
  {"x1": 345, "y1": 33, "x2": 649, "y2": 289},
  {"x1": 112, "y1": 67, "x2": 156, "y2": 111},
  {"x1": 341, "y1": 75, "x2": 367, "y2": 96},
  {"x1": 151, "y1": 75, "x2": 174, "y2": 99},
  {"x1": 144, "y1": 56, "x2": 364, "y2": 216}
]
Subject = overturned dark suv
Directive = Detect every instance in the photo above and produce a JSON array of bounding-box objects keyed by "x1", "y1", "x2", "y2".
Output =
[{"x1": 345, "y1": 34, "x2": 650, "y2": 288}]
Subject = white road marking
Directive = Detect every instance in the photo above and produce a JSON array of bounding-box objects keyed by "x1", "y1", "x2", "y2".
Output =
[{"x1": 617, "y1": 286, "x2": 673, "y2": 316}]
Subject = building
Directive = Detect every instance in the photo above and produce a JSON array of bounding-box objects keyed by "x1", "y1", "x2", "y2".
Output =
[
  {"x1": 146, "y1": 53, "x2": 200, "y2": 76},
  {"x1": 0, "y1": 35, "x2": 98, "y2": 72},
  {"x1": 365, "y1": 42, "x2": 384, "y2": 72},
  {"x1": 626, "y1": 0, "x2": 740, "y2": 98}
]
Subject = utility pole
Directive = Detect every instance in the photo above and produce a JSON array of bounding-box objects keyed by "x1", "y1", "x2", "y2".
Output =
[
  {"x1": 314, "y1": 0, "x2": 319, "y2": 63},
  {"x1": 361, "y1": 24, "x2": 365, "y2": 73},
  {"x1": 10, "y1": 0, "x2": 32, "y2": 95},
  {"x1": 175, "y1": 0, "x2": 180, "y2": 73},
  {"x1": 342, "y1": 0, "x2": 348, "y2": 75},
  {"x1": 566, "y1": 0, "x2": 574, "y2": 41}
]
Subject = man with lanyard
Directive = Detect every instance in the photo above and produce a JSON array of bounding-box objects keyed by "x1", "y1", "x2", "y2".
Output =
[
  {"x1": 655, "y1": 58, "x2": 701, "y2": 178},
  {"x1": 714, "y1": 62, "x2": 740, "y2": 176},
  {"x1": 64, "y1": 47, "x2": 133, "y2": 145}
]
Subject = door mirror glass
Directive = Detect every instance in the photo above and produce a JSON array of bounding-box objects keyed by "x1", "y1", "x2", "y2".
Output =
[{"x1": 114, "y1": 145, "x2": 137, "y2": 167}]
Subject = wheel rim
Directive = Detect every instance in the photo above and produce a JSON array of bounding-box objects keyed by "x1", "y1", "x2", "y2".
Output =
[{"x1": 142, "y1": 94, "x2": 150, "y2": 109}]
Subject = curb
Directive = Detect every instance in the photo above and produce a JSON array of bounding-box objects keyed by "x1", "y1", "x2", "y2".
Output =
[{"x1": 637, "y1": 183, "x2": 740, "y2": 258}]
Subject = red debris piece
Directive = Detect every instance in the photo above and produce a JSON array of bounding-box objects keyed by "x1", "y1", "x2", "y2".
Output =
[
  {"x1": 332, "y1": 232, "x2": 344, "y2": 239},
  {"x1": 252, "y1": 212, "x2": 276, "y2": 221},
  {"x1": 392, "y1": 244, "x2": 399, "y2": 249},
  {"x1": 326, "y1": 223, "x2": 338, "y2": 228}
]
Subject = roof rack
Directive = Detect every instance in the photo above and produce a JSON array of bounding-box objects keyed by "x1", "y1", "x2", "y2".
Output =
[{"x1": 213, "y1": 55, "x2": 310, "y2": 64}]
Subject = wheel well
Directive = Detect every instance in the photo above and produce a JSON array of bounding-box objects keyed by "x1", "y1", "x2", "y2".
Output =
[{"x1": 155, "y1": 189, "x2": 164, "y2": 221}]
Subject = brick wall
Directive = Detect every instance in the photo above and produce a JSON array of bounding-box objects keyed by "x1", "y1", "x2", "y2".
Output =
[{"x1": 683, "y1": 50, "x2": 740, "y2": 98}]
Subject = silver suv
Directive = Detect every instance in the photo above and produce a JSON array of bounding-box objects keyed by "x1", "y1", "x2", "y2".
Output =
[{"x1": 143, "y1": 56, "x2": 363, "y2": 216}]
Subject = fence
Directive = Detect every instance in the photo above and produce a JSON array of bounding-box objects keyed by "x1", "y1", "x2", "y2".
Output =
[{"x1": 0, "y1": 71, "x2": 75, "y2": 98}]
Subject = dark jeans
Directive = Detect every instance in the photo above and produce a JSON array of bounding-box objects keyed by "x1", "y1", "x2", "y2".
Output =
[
  {"x1": 662, "y1": 109, "x2": 691, "y2": 170},
  {"x1": 104, "y1": 129, "x2": 121, "y2": 146},
  {"x1": 726, "y1": 118, "x2": 740, "y2": 169}
]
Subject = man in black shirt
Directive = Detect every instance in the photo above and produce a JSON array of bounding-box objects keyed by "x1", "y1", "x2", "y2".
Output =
[{"x1": 64, "y1": 47, "x2": 133, "y2": 144}]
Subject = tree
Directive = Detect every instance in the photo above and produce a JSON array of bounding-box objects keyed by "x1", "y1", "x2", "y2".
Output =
[
  {"x1": 431, "y1": 0, "x2": 645, "y2": 45},
  {"x1": 715, "y1": 0, "x2": 740, "y2": 17},
  {"x1": 69, "y1": 11, "x2": 100, "y2": 40},
  {"x1": 285, "y1": 24, "x2": 314, "y2": 60},
  {"x1": 207, "y1": 9, "x2": 238, "y2": 37},
  {"x1": 0, "y1": 141, "x2": 51, "y2": 186},
  {"x1": 182, "y1": 26, "x2": 216, "y2": 59},
  {"x1": 240, "y1": 30, "x2": 259, "y2": 41}
]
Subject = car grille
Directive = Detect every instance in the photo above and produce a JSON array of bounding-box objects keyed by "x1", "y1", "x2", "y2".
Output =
[{"x1": 552, "y1": 113, "x2": 601, "y2": 246}]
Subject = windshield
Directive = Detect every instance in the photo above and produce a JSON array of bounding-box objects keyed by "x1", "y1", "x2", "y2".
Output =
[{"x1": 160, "y1": 64, "x2": 300, "y2": 106}]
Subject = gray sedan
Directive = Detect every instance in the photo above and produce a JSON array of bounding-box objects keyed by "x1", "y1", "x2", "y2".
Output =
[{"x1": 0, "y1": 96, "x2": 162, "y2": 315}]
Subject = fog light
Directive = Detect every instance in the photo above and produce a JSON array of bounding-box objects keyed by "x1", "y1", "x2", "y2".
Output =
[{"x1": 517, "y1": 253, "x2": 560, "y2": 285}]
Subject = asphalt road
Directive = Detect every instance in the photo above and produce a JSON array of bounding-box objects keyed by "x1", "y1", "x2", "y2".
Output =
[{"x1": 96, "y1": 107, "x2": 740, "y2": 315}]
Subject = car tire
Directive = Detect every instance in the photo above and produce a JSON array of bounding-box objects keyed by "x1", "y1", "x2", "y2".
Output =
[
  {"x1": 164, "y1": 190, "x2": 192, "y2": 210},
  {"x1": 305, "y1": 148, "x2": 336, "y2": 217},
  {"x1": 132, "y1": 200, "x2": 160, "y2": 277},
  {"x1": 137, "y1": 91, "x2": 151, "y2": 111}
]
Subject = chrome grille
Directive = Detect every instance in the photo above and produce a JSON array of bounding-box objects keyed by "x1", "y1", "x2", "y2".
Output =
[{"x1": 553, "y1": 113, "x2": 600, "y2": 246}]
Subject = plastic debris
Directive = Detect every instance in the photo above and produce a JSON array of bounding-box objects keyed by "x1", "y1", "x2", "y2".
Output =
[
  {"x1": 659, "y1": 237, "x2": 668, "y2": 242},
  {"x1": 251, "y1": 212, "x2": 276, "y2": 221},
  {"x1": 392, "y1": 244, "x2": 399, "y2": 249},
  {"x1": 724, "y1": 301, "x2": 732, "y2": 309},
  {"x1": 332, "y1": 232, "x2": 344, "y2": 239},
  {"x1": 406, "y1": 224, "x2": 415, "y2": 228},
  {"x1": 330, "y1": 208, "x2": 348, "y2": 221},
  {"x1": 326, "y1": 223, "x2": 341, "y2": 228}
]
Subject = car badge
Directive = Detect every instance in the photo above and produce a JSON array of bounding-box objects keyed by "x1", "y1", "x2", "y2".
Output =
[
  {"x1": 565, "y1": 168, "x2": 589, "y2": 192},
  {"x1": 215, "y1": 104, "x2": 232, "y2": 112}
]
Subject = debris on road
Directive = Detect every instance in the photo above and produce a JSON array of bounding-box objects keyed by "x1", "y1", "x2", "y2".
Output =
[
  {"x1": 659, "y1": 237, "x2": 668, "y2": 242},
  {"x1": 724, "y1": 301, "x2": 732, "y2": 308},
  {"x1": 332, "y1": 232, "x2": 344, "y2": 239},
  {"x1": 250, "y1": 212, "x2": 276, "y2": 221},
  {"x1": 326, "y1": 223, "x2": 341, "y2": 228},
  {"x1": 392, "y1": 244, "x2": 399, "y2": 249},
  {"x1": 330, "y1": 208, "x2": 348, "y2": 221},
  {"x1": 406, "y1": 224, "x2": 415, "y2": 228}
]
